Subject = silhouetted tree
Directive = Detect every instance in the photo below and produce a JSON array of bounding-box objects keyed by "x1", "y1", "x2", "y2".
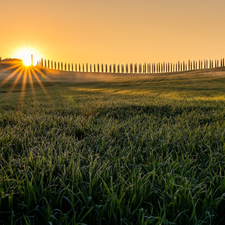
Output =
[
  {"x1": 101, "y1": 64, "x2": 103, "y2": 73},
  {"x1": 130, "y1": 63, "x2": 133, "y2": 73},
  {"x1": 117, "y1": 64, "x2": 120, "y2": 73},
  {"x1": 143, "y1": 63, "x2": 145, "y2": 73}
]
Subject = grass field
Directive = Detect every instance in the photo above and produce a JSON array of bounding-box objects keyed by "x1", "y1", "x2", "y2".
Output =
[{"x1": 1, "y1": 63, "x2": 225, "y2": 224}]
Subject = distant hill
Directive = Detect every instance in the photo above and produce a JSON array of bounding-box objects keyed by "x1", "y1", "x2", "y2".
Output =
[
  {"x1": 0, "y1": 58, "x2": 23, "y2": 70},
  {"x1": 0, "y1": 58, "x2": 22, "y2": 63}
]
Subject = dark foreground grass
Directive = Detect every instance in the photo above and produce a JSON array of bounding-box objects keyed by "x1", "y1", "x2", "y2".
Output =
[{"x1": 0, "y1": 70, "x2": 225, "y2": 224}]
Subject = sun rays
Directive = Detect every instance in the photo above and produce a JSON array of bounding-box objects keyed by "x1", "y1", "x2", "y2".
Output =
[{"x1": 0, "y1": 61, "x2": 55, "y2": 106}]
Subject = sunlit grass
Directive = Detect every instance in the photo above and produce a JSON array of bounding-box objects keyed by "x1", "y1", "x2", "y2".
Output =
[{"x1": 0, "y1": 69, "x2": 225, "y2": 224}]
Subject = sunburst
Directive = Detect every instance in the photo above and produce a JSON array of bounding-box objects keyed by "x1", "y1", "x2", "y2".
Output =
[{"x1": 0, "y1": 58, "x2": 56, "y2": 106}]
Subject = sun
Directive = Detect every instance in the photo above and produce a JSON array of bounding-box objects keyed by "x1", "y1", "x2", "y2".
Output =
[{"x1": 14, "y1": 48, "x2": 41, "y2": 66}]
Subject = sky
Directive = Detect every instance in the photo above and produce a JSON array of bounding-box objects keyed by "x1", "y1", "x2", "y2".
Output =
[{"x1": 1, "y1": 0, "x2": 225, "y2": 65}]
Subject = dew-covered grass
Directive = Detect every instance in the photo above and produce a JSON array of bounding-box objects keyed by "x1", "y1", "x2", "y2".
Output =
[{"x1": 0, "y1": 70, "x2": 225, "y2": 224}]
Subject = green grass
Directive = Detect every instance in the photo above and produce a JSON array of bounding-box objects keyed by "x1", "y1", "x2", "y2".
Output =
[{"x1": 1, "y1": 68, "x2": 225, "y2": 224}]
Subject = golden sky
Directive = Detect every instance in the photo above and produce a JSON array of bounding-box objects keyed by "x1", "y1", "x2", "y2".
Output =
[{"x1": 1, "y1": 0, "x2": 225, "y2": 65}]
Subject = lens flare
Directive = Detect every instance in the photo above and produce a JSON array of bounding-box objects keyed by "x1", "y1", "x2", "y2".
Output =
[{"x1": 13, "y1": 48, "x2": 40, "y2": 66}]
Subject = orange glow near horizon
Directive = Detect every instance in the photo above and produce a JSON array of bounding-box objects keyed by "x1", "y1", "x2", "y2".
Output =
[
  {"x1": 13, "y1": 48, "x2": 41, "y2": 66},
  {"x1": 1, "y1": 0, "x2": 225, "y2": 65}
]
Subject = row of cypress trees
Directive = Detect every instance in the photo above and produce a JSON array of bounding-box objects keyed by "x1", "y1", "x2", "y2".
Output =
[{"x1": 37, "y1": 58, "x2": 225, "y2": 73}]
